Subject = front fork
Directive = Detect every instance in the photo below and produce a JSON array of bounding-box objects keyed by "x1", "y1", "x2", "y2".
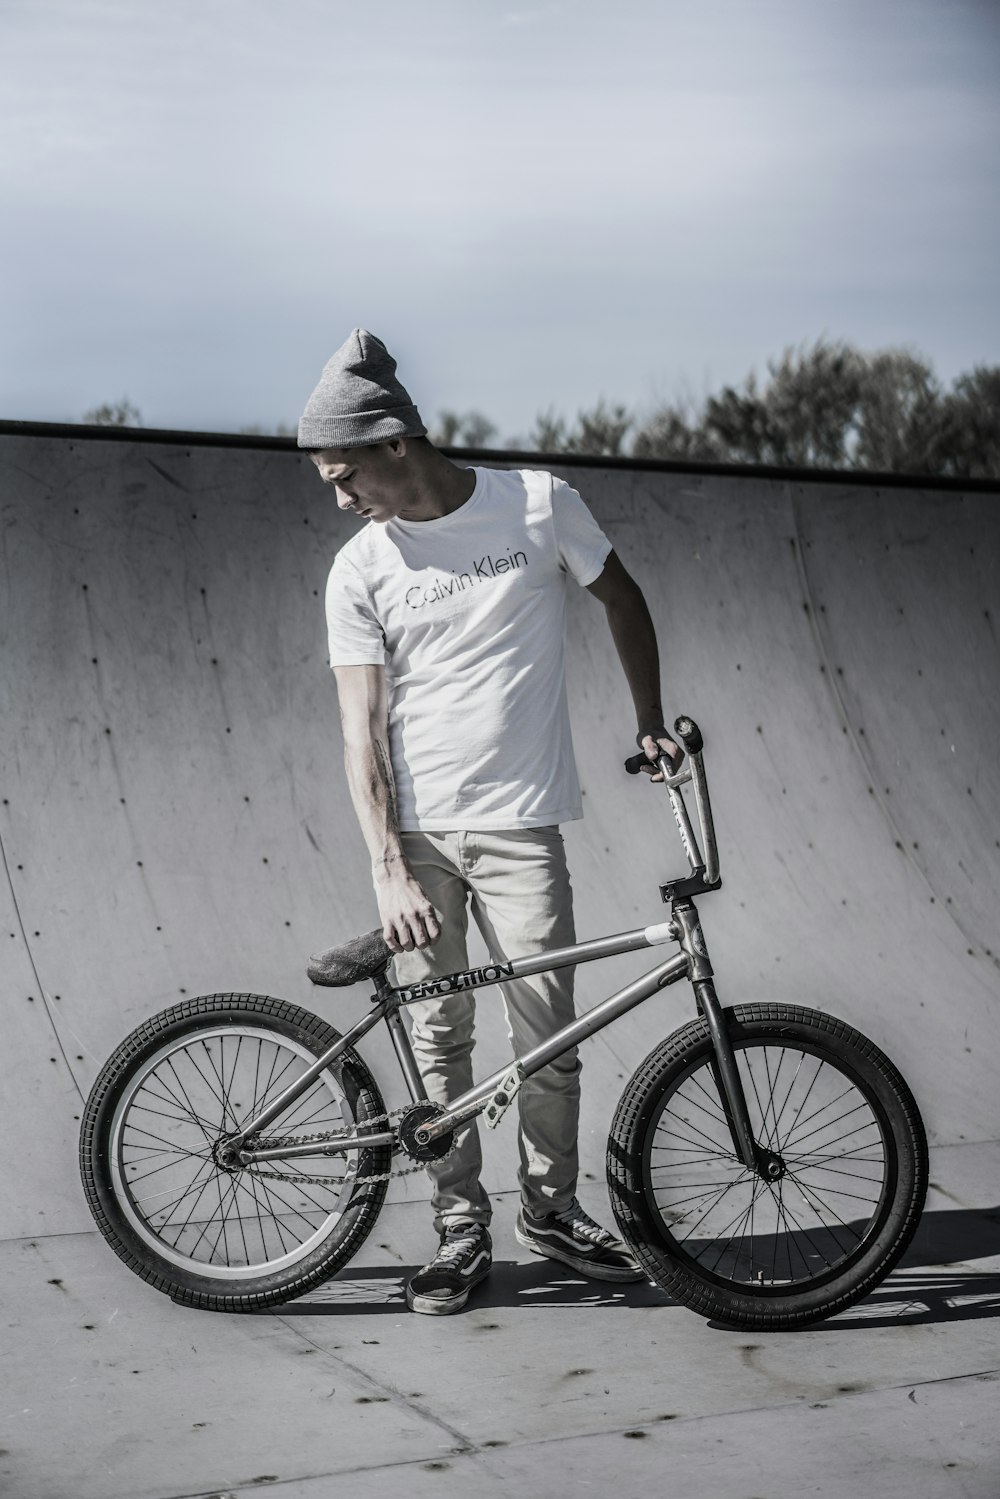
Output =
[{"x1": 672, "y1": 900, "x2": 784, "y2": 1181}]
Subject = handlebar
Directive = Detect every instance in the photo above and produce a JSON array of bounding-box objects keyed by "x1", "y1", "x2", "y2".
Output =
[{"x1": 624, "y1": 715, "x2": 720, "y2": 888}]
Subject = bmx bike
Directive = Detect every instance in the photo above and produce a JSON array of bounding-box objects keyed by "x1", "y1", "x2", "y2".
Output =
[{"x1": 79, "y1": 716, "x2": 927, "y2": 1330}]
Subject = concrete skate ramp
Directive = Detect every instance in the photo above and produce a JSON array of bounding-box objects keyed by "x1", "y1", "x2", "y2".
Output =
[{"x1": 2, "y1": 427, "x2": 998, "y2": 1242}]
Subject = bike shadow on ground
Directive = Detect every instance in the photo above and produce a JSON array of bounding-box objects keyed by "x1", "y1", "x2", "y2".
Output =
[
  {"x1": 816, "y1": 1204, "x2": 1000, "y2": 1331},
  {"x1": 275, "y1": 1257, "x2": 674, "y2": 1316},
  {"x1": 277, "y1": 1205, "x2": 1000, "y2": 1323},
  {"x1": 704, "y1": 1205, "x2": 1000, "y2": 1333}
]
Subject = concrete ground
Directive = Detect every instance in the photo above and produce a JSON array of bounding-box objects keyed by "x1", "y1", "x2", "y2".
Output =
[
  {"x1": 2, "y1": 428, "x2": 998, "y2": 1495},
  {"x1": 3, "y1": 1152, "x2": 998, "y2": 1499}
]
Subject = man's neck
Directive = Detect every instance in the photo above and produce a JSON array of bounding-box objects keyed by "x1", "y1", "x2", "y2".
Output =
[{"x1": 397, "y1": 445, "x2": 477, "y2": 521}]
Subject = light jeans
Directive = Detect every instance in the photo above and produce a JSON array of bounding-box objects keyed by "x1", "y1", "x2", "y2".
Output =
[{"x1": 391, "y1": 827, "x2": 580, "y2": 1234}]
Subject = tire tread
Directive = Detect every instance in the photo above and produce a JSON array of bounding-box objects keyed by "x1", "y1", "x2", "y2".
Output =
[
  {"x1": 607, "y1": 1003, "x2": 927, "y2": 1329},
  {"x1": 79, "y1": 994, "x2": 390, "y2": 1312}
]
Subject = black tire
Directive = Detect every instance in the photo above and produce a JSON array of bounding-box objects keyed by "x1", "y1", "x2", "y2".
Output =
[
  {"x1": 79, "y1": 994, "x2": 392, "y2": 1311},
  {"x1": 608, "y1": 1004, "x2": 927, "y2": 1329}
]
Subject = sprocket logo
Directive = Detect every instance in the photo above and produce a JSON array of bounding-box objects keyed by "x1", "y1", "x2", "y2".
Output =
[{"x1": 403, "y1": 961, "x2": 515, "y2": 1000}]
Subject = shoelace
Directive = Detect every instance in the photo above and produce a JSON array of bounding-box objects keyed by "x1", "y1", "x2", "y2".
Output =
[
  {"x1": 554, "y1": 1201, "x2": 613, "y2": 1246},
  {"x1": 435, "y1": 1230, "x2": 484, "y2": 1264}
]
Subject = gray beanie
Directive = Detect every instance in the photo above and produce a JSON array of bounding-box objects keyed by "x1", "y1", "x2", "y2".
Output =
[{"x1": 297, "y1": 329, "x2": 427, "y2": 449}]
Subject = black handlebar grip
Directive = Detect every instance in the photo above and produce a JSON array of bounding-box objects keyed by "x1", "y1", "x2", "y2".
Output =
[
  {"x1": 673, "y1": 716, "x2": 703, "y2": 754},
  {"x1": 624, "y1": 752, "x2": 649, "y2": 775}
]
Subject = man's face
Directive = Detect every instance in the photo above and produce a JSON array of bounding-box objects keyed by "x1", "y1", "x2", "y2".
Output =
[{"x1": 309, "y1": 441, "x2": 408, "y2": 523}]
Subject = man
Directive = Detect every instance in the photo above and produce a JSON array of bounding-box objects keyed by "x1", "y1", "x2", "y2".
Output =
[{"x1": 300, "y1": 329, "x2": 679, "y2": 1315}]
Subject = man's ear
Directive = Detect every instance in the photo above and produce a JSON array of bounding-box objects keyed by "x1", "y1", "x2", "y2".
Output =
[{"x1": 386, "y1": 436, "x2": 408, "y2": 459}]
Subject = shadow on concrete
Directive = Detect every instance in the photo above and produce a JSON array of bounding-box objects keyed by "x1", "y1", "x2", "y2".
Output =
[
  {"x1": 276, "y1": 1258, "x2": 673, "y2": 1316},
  {"x1": 819, "y1": 1204, "x2": 1000, "y2": 1330},
  {"x1": 900, "y1": 1204, "x2": 1000, "y2": 1268},
  {"x1": 279, "y1": 1206, "x2": 1000, "y2": 1324},
  {"x1": 822, "y1": 1269, "x2": 1000, "y2": 1330},
  {"x1": 701, "y1": 1206, "x2": 1000, "y2": 1332}
]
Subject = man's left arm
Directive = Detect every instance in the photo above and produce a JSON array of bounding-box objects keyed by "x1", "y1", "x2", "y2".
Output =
[{"x1": 586, "y1": 550, "x2": 682, "y2": 778}]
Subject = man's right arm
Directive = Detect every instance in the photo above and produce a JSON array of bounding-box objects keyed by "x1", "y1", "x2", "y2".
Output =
[{"x1": 333, "y1": 664, "x2": 441, "y2": 953}]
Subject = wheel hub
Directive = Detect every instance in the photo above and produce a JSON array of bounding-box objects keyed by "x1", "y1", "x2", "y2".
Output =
[
  {"x1": 756, "y1": 1149, "x2": 786, "y2": 1182},
  {"x1": 213, "y1": 1137, "x2": 245, "y2": 1172}
]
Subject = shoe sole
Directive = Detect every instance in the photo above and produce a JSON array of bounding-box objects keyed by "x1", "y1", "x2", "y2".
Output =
[
  {"x1": 405, "y1": 1268, "x2": 491, "y2": 1316},
  {"x1": 514, "y1": 1225, "x2": 646, "y2": 1283}
]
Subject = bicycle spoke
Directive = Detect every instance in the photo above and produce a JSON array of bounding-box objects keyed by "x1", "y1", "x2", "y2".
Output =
[
  {"x1": 771, "y1": 1053, "x2": 825, "y2": 1145},
  {"x1": 128, "y1": 1097, "x2": 213, "y2": 1128},
  {"x1": 144, "y1": 1156, "x2": 220, "y2": 1225},
  {"x1": 244, "y1": 1171, "x2": 298, "y2": 1255},
  {"x1": 653, "y1": 1181, "x2": 752, "y2": 1213},
  {"x1": 107, "y1": 1020, "x2": 379, "y2": 1278},
  {"x1": 650, "y1": 1143, "x2": 735, "y2": 1159},
  {"x1": 164, "y1": 1057, "x2": 222, "y2": 1146},
  {"x1": 783, "y1": 1110, "x2": 874, "y2": 1160},
  {"x1": 248, "y1": 1051, "x2": 304, "y2": 1117},
  {"x1": 191, "y1": 1172, "x2": 240, "y2": 1263},
  {"x1": 242, "y1": 1170, "x2": 333, "y2": 1236},
  {"x1": 121, "y1": 1120, "x2": 207, "y2": 1156},
  {"x1": 122, "y1": 1149, "x2": 214, "y2": 1189},
  {"x1": 760, "y1": 1045, "x2": 783, "y2": 1147},
  {"x1": 673, "y1": 1084, "x2": 731, "y2": 1133},
  {"x1": 704, "y1": 1180, "x2": 768, "y2": 1276},
  {"x1": 743, "y1": 1056, "x2": 776, "y2": 1150},
  {"x1": 786, "y1": 1173, "x2": 861, "y2": 1251},
  {"x1": 781, "y1": 1092, "x2": 867, "y2": 1151},
  {"x1": 185, "y1": 1042, "x2": 238, "y2": 1134},
  {"x1": 768, "y1": 1179, "x2": 847, "y2": 1273},
  {"x1": 768, "y1": 1046, "x2": 808, "y2": 1142},
  {"x1": 643, "y1": 1039, "x2": 890, "y2": 1291},
  {"x1": 140, "y1": 1072, "x2": 216, "y2": 1146},
  {"x1": 688, "y1": 1071, "x2": 734, "y2": 1128},
  {"x1": 271, "y1": 1088, "x2": 347, "y2": 1135},
  {"x1": 786, "y1": 1147, "x2": 884, "y2": 1182},
  {"x1": 252, "y1": 1166, "x2": 349, "y2": 1220},
  {"x1": 786, "y1": 1168, "x2": 880, "y2": 1210},
  {"x1": 658, "y1": 1115, "x2": 735, "y2": 1156},
  {"x1": 671, "y1": 1174, "x2": 755, "y2": 1244}
]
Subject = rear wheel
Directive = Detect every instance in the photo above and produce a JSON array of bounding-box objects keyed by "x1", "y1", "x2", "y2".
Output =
[
  {"x1": 80, "y1": 994, "x2": 391, "y2": 1311},
  {"x1": 608, "y1": 1004, "x2": 927, "y2": 1329}
]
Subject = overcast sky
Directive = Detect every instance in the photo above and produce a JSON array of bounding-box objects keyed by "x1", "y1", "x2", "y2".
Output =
[{"x1": 3, "y1": 0, "x2": 998, "y2": 441}]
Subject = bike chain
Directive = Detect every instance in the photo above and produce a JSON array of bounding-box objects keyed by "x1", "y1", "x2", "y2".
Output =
[{"x1": 243, "y1": 1105, "x2": 455, "y2": 1189}]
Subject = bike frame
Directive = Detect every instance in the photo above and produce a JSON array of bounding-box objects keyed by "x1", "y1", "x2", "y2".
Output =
[{"x1": 230, "y1": 728, "x2": 768, "y2": 1177}]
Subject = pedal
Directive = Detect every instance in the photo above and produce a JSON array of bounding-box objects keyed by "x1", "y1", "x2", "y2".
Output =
[{"x1": 484, "y1": 1065, "x2": 524, "y2": 1131}]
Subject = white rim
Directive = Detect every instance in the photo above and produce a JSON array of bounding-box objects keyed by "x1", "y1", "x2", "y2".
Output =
[{"x1": 109, "y1": 1025, "x2": 363, "y2": 1281}]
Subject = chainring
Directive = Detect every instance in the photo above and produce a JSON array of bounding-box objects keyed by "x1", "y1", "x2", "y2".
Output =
[{"x1": 397, "y1": 1102, "x2": 455, "y2": 1162}]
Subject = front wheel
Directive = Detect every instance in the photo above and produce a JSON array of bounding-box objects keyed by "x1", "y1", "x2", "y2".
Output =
[
  {"x1": 607, "y1": 1003, "x2": 927, "y2": 1329},
  {"x1": 80, "y1": 994, "x2": 392, "y2": 1311}
]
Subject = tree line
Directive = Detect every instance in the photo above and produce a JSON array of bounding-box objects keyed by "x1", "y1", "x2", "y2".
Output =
[{"x1": 84, "y1": 337, "x2": 999, "y2": 479}]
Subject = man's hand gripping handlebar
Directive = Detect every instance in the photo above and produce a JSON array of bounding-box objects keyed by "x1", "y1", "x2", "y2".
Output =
[{"x1": 625, "y1": 715, "x2": 720, "y2": 892}]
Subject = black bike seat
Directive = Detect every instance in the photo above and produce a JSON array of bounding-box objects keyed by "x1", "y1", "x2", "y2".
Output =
[{"x1": 307, "y1": 929, "x2": 394, "y2": 987}]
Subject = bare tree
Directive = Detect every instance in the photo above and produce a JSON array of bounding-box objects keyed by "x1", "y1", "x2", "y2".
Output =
[
  {"x1": 83, "y1": 398, "x2": 142, "y2": 427},
  {"x1": 239, "y1": 421, "x2": 297, "y2": 437},
  {"x1": 631, "y1": 338, "x2": 1000, "y2": 477},
  {"x1": 429, "y1": 410, "x2": 498, "y2": 448},
  {"x1": 528, "y1": 408, "x2": 569, "y2": 452},
  {"x1": 526, "y1": 400, "x2": 632, "y2": 456},
  {"x1": 928, "y1": 365, "x2": 1000, "y2": 479},
  {"x1": 573, "y1": 400, "x2": 632, "y2": 457}
]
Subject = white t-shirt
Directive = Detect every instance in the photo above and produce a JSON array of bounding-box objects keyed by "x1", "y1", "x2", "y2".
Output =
[{"x1": 325, "y1": 466, "x2": 612, "y2": 831}]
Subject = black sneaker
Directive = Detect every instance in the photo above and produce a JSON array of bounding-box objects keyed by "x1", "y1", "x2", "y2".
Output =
[
  {"x1": 515, "y1": 1199, "x2": 645, "y2": 1282},
  {"x1": 405, "y1": 1223, "x2": 492, "y2": 1315}
]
